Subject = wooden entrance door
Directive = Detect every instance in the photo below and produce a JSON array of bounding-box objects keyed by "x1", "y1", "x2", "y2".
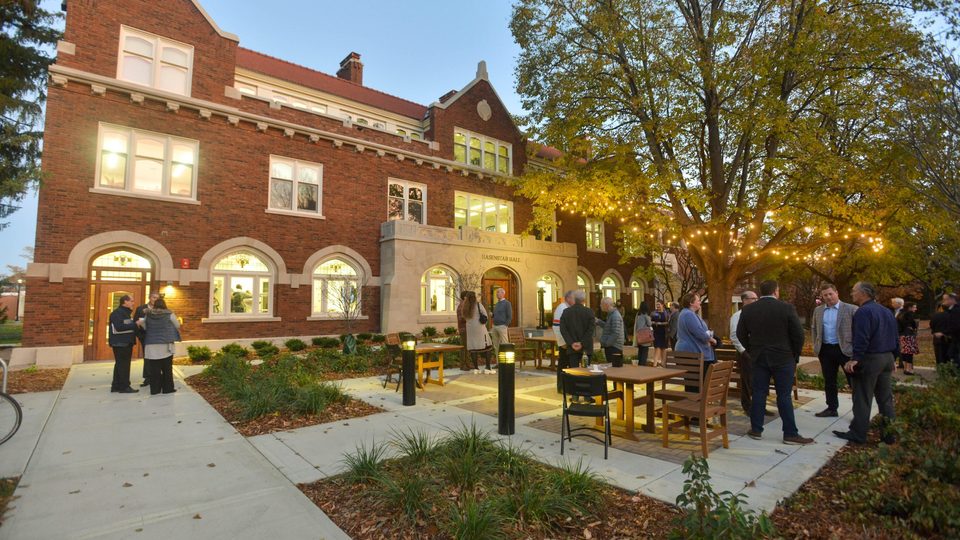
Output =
[
  {"x1": 92, "y1": 284, "x2": 139, "y2": 361},
  {"x1": 481, "y1": 271, "x2": 518, "y2": 325}
]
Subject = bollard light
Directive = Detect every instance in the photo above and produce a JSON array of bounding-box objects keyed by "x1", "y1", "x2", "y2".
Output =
[
  {"x1": 401, "y1": 333, "x2": 417, "y2": 406},
  {"x1": 498, "y1": 343, "x2": 516, "y2": 435}
]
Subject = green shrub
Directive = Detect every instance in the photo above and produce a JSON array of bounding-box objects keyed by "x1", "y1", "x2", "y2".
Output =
[
  {"x1": 218, "y1": 342, "x2": 250, "y2": 359},
  {"x1": 186, "y1": 345, "x2": 212, "y2": 362},
  {"x1": 291, "y1": 382, "x2": 347, "y2": 415},
  {"x1": 377, "y1": 476, "x2": 433, "y2": 523},
  {"x1": 256, "y1": 344, "x2": 280, "y2": 357},
  {"x1": 339, "y1": 334, "x2": 348, "y2": 343},
  {"x1": 250, "y1": 340, "x2": 272, "y2": 350},
  {"x1": 342, "y1": 440, "x2": 388, "y2": 484},
  {"x1": 446, "y1": 495, "x2": 504, "y2": 540},
  {"x1": 357, "y1": 332, "x2": 373, "y2": 341},
  {"x1": 670, "y1": 456, "x2": 776, "y2": 539},
  {"x1": 547, "y1": 458, "x2": 604, "y2": 511},
  {"x1": 285, "y1": 338, "x2": 308, "y2": 352},
  {"x1": 314, "y1": 337, "x2": 340, "y2": 348},
  {"x1": 422, "y1": 326, "x2": 438, "y2": 337},
  {"x1": 311, "y1": 336, "x2": 325, "y2": 346},
  {"x1": 390, "y1": 428, "x2": 437, "y2": 464},
  {"x1": 444, "y1": 326, "x2": 458, "y2": 336},
  {"x1": 371, "y1": 334, "x2": 386, "y2": 343}
]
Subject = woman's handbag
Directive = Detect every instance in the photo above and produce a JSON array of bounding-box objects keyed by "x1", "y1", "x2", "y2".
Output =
[
  {"x1": 635, "y1": 327, "x2": 654, "y2": 346},
  {"x1": 478, "y1": 306, "x2": 488, "y2": 325}
]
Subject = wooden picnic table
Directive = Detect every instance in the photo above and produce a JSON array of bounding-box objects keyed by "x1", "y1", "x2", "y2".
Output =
[
  {"x1": 525, "y1": 334, "x2": 558, "y2": 370},
  {"x1": 415, "y1": 343, "x2": 463, "y2": 387},
  {"x1": 565, "y1": 365, "x2": 687, "y2": 441}
]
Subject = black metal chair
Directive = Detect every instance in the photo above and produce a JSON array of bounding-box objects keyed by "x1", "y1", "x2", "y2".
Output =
[{"x1": 560, "y1": 371, "x2": 612, "y2": 459}]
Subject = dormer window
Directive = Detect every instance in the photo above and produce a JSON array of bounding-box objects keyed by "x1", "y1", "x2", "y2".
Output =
[{"x1": 117, "y1": 26, "x2": 193, "y2": 96}]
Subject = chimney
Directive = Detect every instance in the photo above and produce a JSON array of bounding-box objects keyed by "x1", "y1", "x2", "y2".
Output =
[{"x1": 337, "y1": 52, "x2": 363, "y2": 85}]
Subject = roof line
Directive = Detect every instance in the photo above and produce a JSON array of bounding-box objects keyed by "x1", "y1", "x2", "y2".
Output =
[{"x1": 191, "y1": 0, "x2": 239, "y2": 42}]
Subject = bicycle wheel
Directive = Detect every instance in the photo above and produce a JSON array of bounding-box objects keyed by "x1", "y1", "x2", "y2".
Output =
[{"x1": 0, "y1": 392, "x2": 22, "y2": 445}]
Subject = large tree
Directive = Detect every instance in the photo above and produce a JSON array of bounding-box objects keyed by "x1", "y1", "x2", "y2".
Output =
[
  {"x1": 0, "y1": 1, "x2": 60, "y2": 229},
  {"x1": 511, "y1": 0, "x2": 929, "y2": 334}
]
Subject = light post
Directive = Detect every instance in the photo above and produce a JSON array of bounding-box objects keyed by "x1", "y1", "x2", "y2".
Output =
[
  {"x1": 15, "y1": 279, "x2": 23, "y2": 322},
  {"x1": 401, "y1": 333, "x2": 417, "y2": 406},
  {"x1": 497, "y1": 343, "x2": 515, "y2": 435}
]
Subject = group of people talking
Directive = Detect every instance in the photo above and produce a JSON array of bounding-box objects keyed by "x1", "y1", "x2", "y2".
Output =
[{"x1": 108, "y1": 291, "x2": 180, "y2": 395}]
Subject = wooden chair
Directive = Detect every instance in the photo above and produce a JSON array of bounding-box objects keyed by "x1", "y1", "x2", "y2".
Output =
[
  {"x1": 662, "y1": 361, "x2": 735, "y2": 457},
  {"x1": 382, "y1": 333, "x2": 402, "y2": 390},
  {"x1": 560, "y1": 371, "x2": 612, "y2": 459},
  {"x1": 714, "y1": 348, "x2": 741, "y2": 397},
  {"x1": 655, "y1": 350, "x2": 704, "y2": 407},
  {"x1": 506, "y1": 327, "x2": 537, "y2": 368}
]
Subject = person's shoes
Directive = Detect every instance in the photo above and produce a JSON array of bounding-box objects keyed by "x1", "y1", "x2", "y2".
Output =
[
  {"x1": 150, "y1": 391, "x2": 160, "y2": 396},
  {"x1": 162, "y1": 389, "x2": 177, "y2": 394},
  {"x1": 833, "y1": 430, "x2": 865, "y2": 444},
  {"x1": 747, "y1": 430, "x2": 762, "y2": 440},
  {"x1": 784, "y1": 434, "x2": 815, "y2": 445},
  {"x1": 140, "y1": 380, "x2": 150, "y2": 387},
  {"x1": 815, "y1": 408, "x2": 839, "y2": 417},
  {"x1": 764, "y1": 409, "x2": 776, "y2": 417},
  {"x1": 117, "y1": 387, "x2": 139, "y2": 394}
]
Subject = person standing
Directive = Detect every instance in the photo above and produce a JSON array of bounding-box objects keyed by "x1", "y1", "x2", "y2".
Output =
[
  {"x1": 108, "y1": 295, "x2": 139, "y2": 393},
  {"x1": 897, "y1": 302, "x2": 919, "y2": 375},
  {"x1": 890, "y1": 297, "x2": 904, "y2": 369},
  {"x1": 729, "y1": 291, "x2": 759, "y2": 413},
  {"x1": 937, "y1": 293, "x2": 960, "y2": 365},
  {"x1": 491, "y1": 287, "x2": 512, "y2": 356},
  {"x1": 650, "y1": 301, "x2": 669, "y2": 366},
  {"x1": 138, "y1": 297, "x2": 180, "y2": 395},
  {"x1": 930, "y1": 299, "x2": 953, "y2": 365},
  {"x1": 134, "y1": 291, "x2": 160, "y2": 387},
  {"x1": 553, "y1": 291, "x2": 574, "y2": 391},
  {"x1": 455, "y1": 291, "x2": 470, "y2": 370},
  {"x1": 667, "y1": 302, "x2": 681, "y2": 349},
  {"x1": 810, "y1": 283, "x2": 857, "y2": 417},
  {"x1": 675, "y1": 293, "x2": 715, "y2": 366},
  {"x1": 559, "y1": 290, "x2": 595, "y2": 369},
  {"x1": 459, "y1": 291, "x2": 493, "y2": 372},
  {"x1": 598, "y1": 297, "x2": 625, "y2": 367},
  {"x1": 737, "y1": 280, "x2": 813, "y2": 445},
  {"x1": 834, "y1": 282, "x2": 898, "y2": 445},
  {"x1": 633, "y1": 301, "x2": 653, "y2": 366}
]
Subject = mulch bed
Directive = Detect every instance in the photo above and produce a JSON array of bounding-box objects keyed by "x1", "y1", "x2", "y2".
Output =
[
  {"x1": 771, "y1": 433, "x2": 897, "y2": 539},
  {"x1": 183, "y1": 373, "x2": 385, "y2": 437},
  {"x1": 0, "y1": 477, "x2": 18, "y2": 527},
  {"x1": 299, "y1": 476, "x2": 681, "y2": 540},
  {"x1": 4, "y1": 368, "x2": 70, "y2": 394}
]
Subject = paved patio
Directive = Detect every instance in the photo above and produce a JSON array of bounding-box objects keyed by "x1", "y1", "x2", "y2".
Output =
[{"x1": 0, "y1": 357, "x2": 883, "y2": 539}]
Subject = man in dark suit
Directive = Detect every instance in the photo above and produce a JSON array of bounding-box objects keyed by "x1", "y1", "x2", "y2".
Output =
[
  {"x1": 736, "y1": 280, "x2": 814, "y2": 445},
  {"x1": 559, "y1": 290, "x2": 595, "y2": 369},
  {"x1": 134, "y1": 291, "x2": 160, "y2": 387},
  {"x1": 109, "y1": 294, "x2": 139, "y2": 393}
]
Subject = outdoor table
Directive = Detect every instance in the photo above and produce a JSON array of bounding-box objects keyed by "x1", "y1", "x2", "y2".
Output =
[
  {"x1": 414, "y1": 343, "x2": 463, "y2": 388},
  {"x1": 525, "y1": 334, "x2": 558, "y2": 370},
  {"x1": 564, "y1": 365, "x2": 687, "y2": 440}
]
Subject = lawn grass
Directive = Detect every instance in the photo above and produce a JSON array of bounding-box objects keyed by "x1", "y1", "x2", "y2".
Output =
[{"x1": 0, "y1": 322, "x2": 22, "y2": 345}]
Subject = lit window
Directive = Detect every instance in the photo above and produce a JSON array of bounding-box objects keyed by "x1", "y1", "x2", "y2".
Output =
[
  {"x1": 396, "y1": 129, "x2": 407, "y2": 137},
  {"x1": 421, "y1": 266, "x2": 457, "y2": 314},
  {"x1": 210, "y1": 251, "x2": 273, "y2": 317},
  {"x1": 454, "y1": 191, "x2": 512, "y2": 233},
  {"x1": 452, "y1": 128, "x2": 512, "y2": 174},
  {"x1": 387, "y1": 179, "x2": 426, "y2": 224},
  {"x1": 586, "y1": 219, "x2": 605, "y2": 251},
  {"x1": 601, "y1": 275, "x2": 621, "y2": 300},
  {"x1": 631, "y1": 279, "x2": 644, "y2": 309},
  {"x1": 536, "y1": 273, "x2": 562, "y2": 312},
  {"x1": 409, "y1": 132, "x2": 422, "y2": 140},
  {"x1": 96, "y1": 123, "x2": 198, "y2": 199},
  {"x1": 312, "y1": 258, "x2": 360, "y2": 316},
  {"x1": 269, "y1": 156, "x2": 322, "y2": 216},
  {"x1": 577, "y1": 272, "x2": 591, "y2": 307},
  {"x1": 118, "y1": 26, "x2": 193, "y2": 96}
]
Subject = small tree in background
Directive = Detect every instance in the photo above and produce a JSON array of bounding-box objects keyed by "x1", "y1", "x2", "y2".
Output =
[{"x1": 332, "y1": 278, "x2": 367, "y2": 354}]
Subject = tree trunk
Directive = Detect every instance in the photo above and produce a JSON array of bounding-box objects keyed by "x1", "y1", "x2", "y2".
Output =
[{"x1": 705, "y1": 274, "x2": 735, "y2": 340}]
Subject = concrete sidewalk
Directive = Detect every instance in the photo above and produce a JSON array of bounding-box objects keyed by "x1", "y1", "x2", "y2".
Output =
[{"x1": 0, "y1": 361, "x2": 347, "y2": 540}]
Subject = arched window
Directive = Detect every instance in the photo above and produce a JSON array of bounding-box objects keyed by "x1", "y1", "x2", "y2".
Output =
[
  {"x1": 421, "y1": 266, "x2": 457, "y2": 313},
  {"x1": 630, "y1": 278, "x2": 645, "y2": 309},
  {"x1": 312, "y1": 258, "x2": 360, "y2": 316},
  {"x1": 211, "y1": 251, "x2": 273, "y2": 317},
  {"x1": 601, "y1": 275, "x2": 621, "y2": 300},
  {"x1": 536, "y1": 273, "x2": 562, "y2": 313},
  {"x1": 577, "y1": 271, "x2": 592, "y2": 307}
]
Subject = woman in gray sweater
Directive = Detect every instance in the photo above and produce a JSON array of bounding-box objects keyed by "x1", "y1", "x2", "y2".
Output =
[{"x1": 138, "y1": 297, "x2": 181, "y2": 395}]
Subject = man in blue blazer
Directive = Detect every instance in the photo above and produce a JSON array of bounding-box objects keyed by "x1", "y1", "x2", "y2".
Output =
[
  {"x1": 811, "y1": 283, "x2": 857, "y2": 417},
  {"x1": 737, "y1": 280, "x2": 813, "y2": 445}
]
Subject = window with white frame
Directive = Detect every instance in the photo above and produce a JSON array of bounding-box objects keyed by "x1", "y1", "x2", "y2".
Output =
[
  {"x1": 453, "y1": 128, "x2": 511, "y2": 174},
  {"x1": 577, "y1": 272, "x2": 591, "y2": 307},
  {"x1": 630, "y1": 279, "x2": 644, "y2": 309},
  {"x1": 421, "y1": 266, "x2": 457, "y2": 314},
  {"x1": 454, "y1": 192, "x2": 513, "y2": 233},
  {"x1": 118, "y1": 26, "x2": 193, "y2": 96},
  {"x1": 388, "y1": 179, "x2": 426, "y2": 224},
  {"x1": 210, "y1": 251, "x2": 273, "y2": 317},
  {"x1": 536, "y1": 273, "x2": 562, "y2": 312},
  {"x1": 586, "y1": 219, "x2": 605, "y2": 251},
  {"x1": 601, "y1": 275, "x2": 621, "y2": 300},
  {"x1": 312, "y1": 258, "x2": 361, "y2": 316},
  {"x1": 269, "y1": 156, "x2": 322, "y2": 215},
  {"x1": 96, "y1": 123, "x2": 198, "y2": 199}
]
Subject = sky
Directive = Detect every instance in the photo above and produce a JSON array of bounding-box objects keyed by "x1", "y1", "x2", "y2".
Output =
[{"x1": 0, "y1": 0, "x2": 525, "y2": 272}]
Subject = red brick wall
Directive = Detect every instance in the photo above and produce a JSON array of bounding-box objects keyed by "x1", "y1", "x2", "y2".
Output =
[
  {"x1": 21, "y1": 278, "x2": 88, "y2": 347},
  {"x1": 59, "y1": 0, "x2": 237, "y2": 105},
  {"x1": 554, "y1": 213, "x2": 643, "y2": 308}
]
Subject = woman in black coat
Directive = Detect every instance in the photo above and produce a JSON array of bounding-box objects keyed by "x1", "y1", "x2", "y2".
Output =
[{"x1": 897, "y1": 302, "x2": 919, "y2": 375}]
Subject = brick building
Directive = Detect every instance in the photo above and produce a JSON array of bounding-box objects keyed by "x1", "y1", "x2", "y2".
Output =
[{"x1": 15, "y1": 0, "x2": 652, "y2": 366}]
